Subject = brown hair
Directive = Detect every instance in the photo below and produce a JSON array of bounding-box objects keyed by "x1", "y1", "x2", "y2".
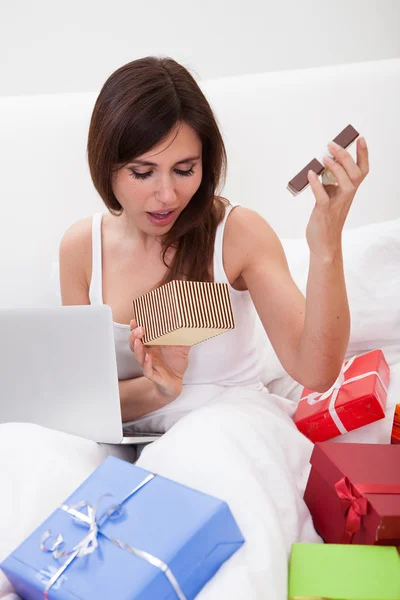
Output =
[{"x1": 87, "y1": 56, "x2": 228, "y2": 284}]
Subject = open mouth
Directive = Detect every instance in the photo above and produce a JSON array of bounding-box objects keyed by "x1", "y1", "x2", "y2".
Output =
[
  {"x1": 148, "y1": 211, "x2": 173, "y2": 219},
  {"x1": 146, "y1": 210, "x2": 176, "y2": 225}
]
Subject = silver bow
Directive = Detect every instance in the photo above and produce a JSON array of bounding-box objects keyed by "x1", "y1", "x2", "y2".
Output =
[{"x1": 39, "y1": 473, "x2": 186, "y2": 600}]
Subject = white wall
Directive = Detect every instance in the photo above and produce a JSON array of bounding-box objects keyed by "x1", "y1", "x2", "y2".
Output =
[{"x1": 1, "y1": 0, "x2": 400, "y2": 96}]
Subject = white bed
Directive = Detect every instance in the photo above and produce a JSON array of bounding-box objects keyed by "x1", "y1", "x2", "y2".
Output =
[{"x1": 0, "y1": 58, "x2": 399, "y2": 599}]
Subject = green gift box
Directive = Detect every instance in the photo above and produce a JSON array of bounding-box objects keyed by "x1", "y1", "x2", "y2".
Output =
[{"x1": 288, "y1": 544, "x2": 400, "y2": 600}]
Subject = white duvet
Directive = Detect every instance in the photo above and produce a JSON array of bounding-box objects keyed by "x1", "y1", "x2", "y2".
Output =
[{"x1": 0, "y1": 386, "x2": 321, "y2": 600}]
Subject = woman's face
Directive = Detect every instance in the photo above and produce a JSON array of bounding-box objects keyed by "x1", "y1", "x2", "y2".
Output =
[{"x1": 113, "y1": 122, "x2": 203, "y2": 234}]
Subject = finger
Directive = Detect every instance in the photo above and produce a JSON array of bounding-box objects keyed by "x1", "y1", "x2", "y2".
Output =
[
  {"x1": 129, "y1": 331, "x2": 135, "y2": 353},
  {"x1": 132, "y1": 337, "x2": 146, "y2": 366},
  {"x1": 307, "y1": 170, "x2": 330, "y2": 207},
  {"x1": 143, "y1": 352, "x2": 164, "y2": 387},
  {"x1": 356, "y1": 136, "x2": 369, "y2": 178},
  {"x1": 327, "y1": 141, "x2": 362, "y2": 186},
  {"x1": 128, "y1": 326, "x2": 144, "y2": 353},
  {"x1": 142, "y1": 352, "x2": 155, "y2": 380},
  {"x1": 322, "y1": 154, "x2": 355, "y2": 194},
  {"x1": 133, "y1": 326, "x2": 144, "y2": 340},
  {"x1": 130, "y1": 319, "x2": 137, "y2": 331}
]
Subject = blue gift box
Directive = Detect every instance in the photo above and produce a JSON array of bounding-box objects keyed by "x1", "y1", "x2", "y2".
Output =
[{"x1": 1, "y1": 456, "x2": 244, "y2": 599}]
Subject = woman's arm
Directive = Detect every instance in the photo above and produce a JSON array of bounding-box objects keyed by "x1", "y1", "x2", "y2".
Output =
[
  {"x1": 118, "y1": 377, "x2": 170, "y2": 421},
  {"x1": 227, "y1": 137, "x2": 368, "y2": 392},
  {"x1": 236, "y1": 214, "x2": 348, "y2": 392},
  {"x1": 59, "y1": 219, "x2": 168, "y2": 420}
]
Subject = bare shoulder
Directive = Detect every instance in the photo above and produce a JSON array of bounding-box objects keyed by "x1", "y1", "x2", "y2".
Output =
[
  {"x1": 59, "y1": 217, "x2": 93, "y2": 262},
  {"x1": 224, "y1": 205, "x2": 285, "y2": 266},
  {"x1": 59, "y1": 217, "x2": 93, "y2": 288},
  {"x1": 60, "y1": 217, "x2": 92, "y2": 252}
]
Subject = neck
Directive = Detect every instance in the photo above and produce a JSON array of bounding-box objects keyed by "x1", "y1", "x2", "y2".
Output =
[{"x1": 116, "y1": 210, "x2": 161, "y2": 251}]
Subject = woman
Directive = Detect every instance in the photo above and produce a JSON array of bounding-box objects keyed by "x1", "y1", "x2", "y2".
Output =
[
  {"x1": 0, "y1": 57, "x2": 368, "y2": 600},
  {"x1": 60, "y1": 56, "x2": 368, "y2": 431}
]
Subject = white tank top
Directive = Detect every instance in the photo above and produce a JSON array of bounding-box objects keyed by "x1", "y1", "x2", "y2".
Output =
[{"x1": 89, "y1": 206, "x2": 264, "y2": 389}]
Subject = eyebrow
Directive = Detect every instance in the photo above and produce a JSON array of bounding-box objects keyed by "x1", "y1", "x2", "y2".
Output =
[{"x1": 129, "y1": 155, "x2": 201, "y2": 167}]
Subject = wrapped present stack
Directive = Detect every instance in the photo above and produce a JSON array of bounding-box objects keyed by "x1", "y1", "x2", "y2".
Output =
[
  {"x1": 132, "y1": 280, "x2": 235, "y2": 346},
  {"x1": 291, "y1": 349, "x2": 399, "y2": 599},
  {"x1": 289, "y1": 441, "x2": 400, "y2": 598},
  {"x1": 1, "y1": 456, "x2": 244, "y2": 599},
  {"x1": 294, "y1": 349, "x2": 390, "y2": 442}
]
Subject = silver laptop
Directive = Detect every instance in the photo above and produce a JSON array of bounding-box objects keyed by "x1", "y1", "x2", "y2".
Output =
[{"x1": 0, "y1": 305, "x2": 162, "y2": 445}]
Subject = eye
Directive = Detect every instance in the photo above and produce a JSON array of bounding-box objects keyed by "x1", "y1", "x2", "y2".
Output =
[
  {"x1": 174, "y1": 167, "x2": 194, "y2": 177},
  {"x1": 129, "y1": 169, "x2": 152, "y2": 180},
  {"x1": 128, "y1": 167, "x2": 195, "y2": 181}
]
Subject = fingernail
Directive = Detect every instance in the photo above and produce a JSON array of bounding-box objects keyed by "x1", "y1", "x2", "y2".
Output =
[
  {"x1": 145, "y1": 353, "x2": 150, "y2": 362},
  {"x1": 130, "y1": 320, "x2": 135, "y2": 331},
  {"x1": 133, "y1": 327, "x2": 142, "y2": 335},
  {"x1": 328, "y1": 140, "x2": 341, "y2": 150},
  {"x1": 359, "y1": 136, "x2": 366, "y2": 148},
  {"x1": 133, "y1": 339, "x2": 137, "y2": 351},
  {"x1": 308, "y1": 169, "x2": 316, "y2": 179},
  {"x1": 323, "y1": 154, "x2": 334, "y2": 164}
]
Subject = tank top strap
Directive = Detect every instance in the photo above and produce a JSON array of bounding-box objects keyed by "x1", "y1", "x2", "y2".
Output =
[
  {"x1": 213, "y1": 203, "x2": 237, "y2": 284},
  {"x1": 89, "y1": 212, "x2": 104, "y2": 305}
]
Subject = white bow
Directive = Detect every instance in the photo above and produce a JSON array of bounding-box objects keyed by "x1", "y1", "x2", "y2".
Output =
[{"x1": 300, "y1": 354, "x2": 388, "y2": 435}]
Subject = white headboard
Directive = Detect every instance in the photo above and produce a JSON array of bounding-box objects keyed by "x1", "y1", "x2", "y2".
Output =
[
  {"x1": 0, "y1": 58, "x2": 399, "y2": 308},
  {"x1": 205, "y1": 58, "x2": 400, "y2": 236}
]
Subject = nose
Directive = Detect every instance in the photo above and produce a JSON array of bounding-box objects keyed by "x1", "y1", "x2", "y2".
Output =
[{"x1": 154, "y1": 175, "x2": 176, "y2": 207}]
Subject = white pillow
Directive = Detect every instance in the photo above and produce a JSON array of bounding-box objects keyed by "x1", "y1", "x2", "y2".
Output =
[
  {"x1": 284, "y1": 217, "x2": 400, "y2": 348},
  {"x1": 259, "y1": 217, "x2": 400, "y2": 397}
]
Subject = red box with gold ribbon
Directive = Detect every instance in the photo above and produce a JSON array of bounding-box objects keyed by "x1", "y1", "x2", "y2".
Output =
[
  {"x1": 392, "y1": 404, "x2": 400, "y2": 444},
  {"x1": 294, "y1": 349, "x2": 390, "y2": 442},
  {"x1": 304, "y1": 442, "x2": 400, "y2": 545}
]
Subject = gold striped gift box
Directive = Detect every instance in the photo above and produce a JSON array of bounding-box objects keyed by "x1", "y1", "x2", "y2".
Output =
[{"x1": 132, "y1": 280, "x2": 235, "y2": 346}]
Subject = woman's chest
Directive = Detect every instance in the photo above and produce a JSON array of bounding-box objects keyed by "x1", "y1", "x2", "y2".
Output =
[{"x1": 101, "y1": 247, "x2": 169, "y2": 325}]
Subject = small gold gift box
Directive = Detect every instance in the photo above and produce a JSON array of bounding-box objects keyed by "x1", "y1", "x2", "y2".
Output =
[{"x1": 132, "y1": 280, "x2": 235, "y2": 346}]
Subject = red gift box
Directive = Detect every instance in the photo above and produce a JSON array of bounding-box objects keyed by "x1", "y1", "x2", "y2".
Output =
[
  {"x1": 304, "y1": 442, "x2": 400, "y2": 545},
  {"x1": 392, "y1": 404, "x2": 400, "y2": 444},
  {"x1": 294, "y1": 349, "x2": 390, "y2": 442}
]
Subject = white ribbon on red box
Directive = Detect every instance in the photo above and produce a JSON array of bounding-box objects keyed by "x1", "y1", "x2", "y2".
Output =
[{"x1": 300, "y1": 355, "x2": 388, "y2": 435}]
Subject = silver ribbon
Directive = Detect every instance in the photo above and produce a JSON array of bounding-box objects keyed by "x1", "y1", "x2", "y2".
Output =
[{"x1": 40, "y1": 473, "x2": 186, "y2": 600}]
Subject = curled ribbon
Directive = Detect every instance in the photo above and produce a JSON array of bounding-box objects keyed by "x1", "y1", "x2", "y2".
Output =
[
  {"x1": 40, "y1": 473, "x2": 186, "y2": 600},
  {"x1": 300, "y1": 354, "x2": 388, "y2": 436}
]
